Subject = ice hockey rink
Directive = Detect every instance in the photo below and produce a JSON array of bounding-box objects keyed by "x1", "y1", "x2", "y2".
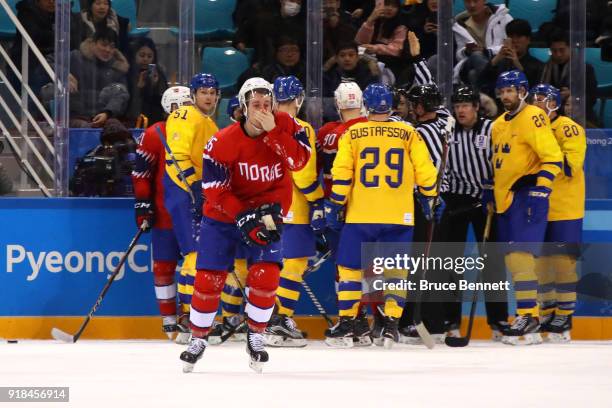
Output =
[{"x1": 1, "y1": 340, "x2": 611, "y2": 407}]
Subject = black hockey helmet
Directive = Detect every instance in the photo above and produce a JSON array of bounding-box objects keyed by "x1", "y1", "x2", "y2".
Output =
[
  {"x1": 451, "y1": 85, "x2": 480, "y2": 105},
  {"x1": 392, "y1": 84, "x2": 410, "y2": 109},
  {"x1": 406, "y1": 83, "x2": 442, "y2": 112}
]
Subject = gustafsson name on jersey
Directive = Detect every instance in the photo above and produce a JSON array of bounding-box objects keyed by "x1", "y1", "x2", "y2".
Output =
[{"x1": 349, "y1": 126, "x2": 411, "y2": 140}]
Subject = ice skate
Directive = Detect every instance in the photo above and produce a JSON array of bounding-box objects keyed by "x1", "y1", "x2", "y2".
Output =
[
  {"x1": 162, "y1": 316, "x2": 178, "y2": 340},
  {"x1": 264, "y1": 314, "x2": 307, "y2": 347},
  {"x1": 546, "y1": 314, "x2": 572, "y2": 343},
  {"x1": 398, "y1": 324, "x2": 422, "y2": 345},
  {"x1": 247, "y1": 329, "x2": 269, "y2": 373},
  {"x1": 539, "y1": 312, "x2": 555, "y2": 333},
  {"x1": 490, "y1": 321, "x2": 511, "y2": 341},
  {"x1": 179, "y1": 337, "x2": 207, "y2": 373},
  {"x1": 371, "y1": 313, "x2": 385, "y2": 346},
  {"x1": 324, "y1": 316, "x2": 355, "y2": 348},
  {"x1": 502, "y1": 314, "x2": 543, "y2": 345},
  {"x1": 353, "y1": 310, "x2": 372, "y2": 347},
  {"x1": 381, "y1": 316, "x2": 399, "y2": 349},
  {"x1": 174, "y1": 316, "x2": 192, "y2": 345},
  {"x1": 207, "y1": 316, "x2": 244, "y2": 345}
]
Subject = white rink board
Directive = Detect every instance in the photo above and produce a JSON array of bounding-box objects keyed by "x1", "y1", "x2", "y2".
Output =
[{"x1": 1, "y1": 340, "x2": 611, "y2": 407}]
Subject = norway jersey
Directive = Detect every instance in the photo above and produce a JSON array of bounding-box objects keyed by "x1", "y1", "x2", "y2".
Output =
[
  {"x1": 331, "y1": 120, "x2": 438, "y2": 225},
  {"x1": 132, "y1": 122, "x2": 172, "y2": 229},
  {"x1": 548, "y1": 115, "x2": 586, "y2": 221},
  {"x1": 202, "y1": 111, "x2": 311, "y2": 223},
  {"x1": 317, "y1": 117, "x2": 368, "y2": 196},
  {"x1": 165, "y1": 105, "x2": 218, "y2": 191},
  {"x1": 491, "y1": 105, "x2": 563, "y2": 214},
  {"x1": 284, "y1": 118, "x2": 324, "y2": 225}
]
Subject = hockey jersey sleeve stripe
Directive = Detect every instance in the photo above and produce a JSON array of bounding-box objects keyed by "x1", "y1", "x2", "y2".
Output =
[
  {"x1": 299, "y1": 179, "x2": 321, "y2": 195},
  {"x1": 329, "y1": 192, "x2": 346, "y2": 202},
  {"x1": 419, "y1": 183, "x2": 436, "y2": 191},
  {"x1": 537, "y1": 170, "x2": 555, "y2": 182},
  {"x1": 543, "y1": 161, "x2": 563, "y2": 169},
  {"x1": 332, "y1": 179, "x2": 353, "y2": 186}
]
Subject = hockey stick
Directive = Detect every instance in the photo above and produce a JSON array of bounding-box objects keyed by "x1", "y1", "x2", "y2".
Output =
[
  {"x1": 52, "y1": 222, "x2": 148, "y2": 343},
  {"x1": 445, "y1": 203, "x2": 494, "y2": 347},
  {"x1": 412, "y1": 116, "x2": 455, "y2": 349}
]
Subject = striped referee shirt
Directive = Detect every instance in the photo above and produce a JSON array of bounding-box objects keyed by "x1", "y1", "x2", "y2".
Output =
[{"x1": 447, "y1": 118, "x2": 493, "y2": 198}]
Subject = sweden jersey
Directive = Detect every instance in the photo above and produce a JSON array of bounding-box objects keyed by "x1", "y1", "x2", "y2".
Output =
[
  {"x1": 548, "y1": 115, "x2": 586, "y2": 221},
  {"x1": 491, "y1": 105, "x2": 563, "y2": 214},
  {"x1": 284, "y1": 118, "x2": 324, "y2": 225},
  {"x1": 331, "y1": 120, "x2": 438, "y2": 225},
  {"x1": 165, "y1": 105, "x2": 218, "y2": 191}
]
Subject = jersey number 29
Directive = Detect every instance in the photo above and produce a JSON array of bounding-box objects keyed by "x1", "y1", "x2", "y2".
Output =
[{"x1": 359, "y1": 147, "x2": 403, "y2": 188}]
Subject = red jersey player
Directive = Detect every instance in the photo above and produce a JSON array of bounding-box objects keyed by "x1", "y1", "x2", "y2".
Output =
[
  {"x1": 179, "y1": 77, "x2": 311, "y2": 373},
  {"x1": 132, "y1": 86, "x2": 192, "y2": 342}
]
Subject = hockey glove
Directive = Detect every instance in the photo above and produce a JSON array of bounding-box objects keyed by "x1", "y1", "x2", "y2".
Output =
[
  {"x1": 324, "y1": 199, "x2": 345, "y2": 231},
  {"x1": 481, "y1": 180, "x2": 495, "y2": 213},
  {"x1": 190, "y1": 181, "x2": 204, "y2": 222},
  {"x1": 309, "y1": 198, "x2": 326, "y2": 232},
  {"x1": 416, "y1": 193, "x2": 446, "y2": 223},
  {"x1": 236, "y1": 205, "x2": 282, "y2": 247},
  {"x1": 315, "y1": 232, "x2": 330, "y2": 254},
  {"x1": 134, "y1": 199, "x2": 154, "y2": 232},
  {"x1": 526, "y1": 186, "x2": 551, "y2": 223}
]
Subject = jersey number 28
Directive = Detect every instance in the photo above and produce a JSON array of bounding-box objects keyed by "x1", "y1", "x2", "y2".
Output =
[{"x1": 359, "y1": 147, "x2": 404, "y2": 188}]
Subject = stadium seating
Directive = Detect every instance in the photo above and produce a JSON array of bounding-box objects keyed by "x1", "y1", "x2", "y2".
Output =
[
  {"x1": 112, "y1": 0, "x2": 150, "y2": 37},
  {"x1": 201, "y1": 47, "x2": 250, "y2": 93},
  {"x1": 530, "y1": 47, "x2": 550, "y2": 63},
  {"x1": 194, "y1": 0, "x2": 236, "y2": 40},
  {"x1": 72, "y1": 0, "x2": 80, "y2": 13},
  {"x1": 0, "y1": 0, "x2": 18, "y2": 39},
  {"x1": 508, "y1": 0, "x2": 556, "y2": 33}
]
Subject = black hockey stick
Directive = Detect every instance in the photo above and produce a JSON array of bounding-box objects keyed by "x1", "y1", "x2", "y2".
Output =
[
  {"x1": 445, "y1": 204, "x2": 494, "y2": 347},
  {"x1": 52, "y1": 222, "x2": 148, "y2": 343},
  {"x1": 412, "y1": 116, "x2": 455, "y2": 349}
]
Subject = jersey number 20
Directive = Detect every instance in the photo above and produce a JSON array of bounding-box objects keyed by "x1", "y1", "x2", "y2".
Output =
[{"x1": 359, "y1": 147, "x2": 403, "y2": 188}]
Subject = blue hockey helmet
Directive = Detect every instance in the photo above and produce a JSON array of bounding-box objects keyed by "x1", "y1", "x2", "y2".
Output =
[
  {"x1": 190, "y1": 73, "x2": 219, "y2": 93},
  {"x1": 495, "y1": 70, "x2": 529, "y2": 93},
  {"x1": 273, "y1": 75, "x2": 304, "y2": 102},
  {"x1": 226, "y1": 96, "x2": 240, "y2": 116},
  {"x1": 530, "y1": 83, "x2": 562, "y2": 108},
  {"x1": 363, "y1": 83, "x2": 393, "y2": 114}
]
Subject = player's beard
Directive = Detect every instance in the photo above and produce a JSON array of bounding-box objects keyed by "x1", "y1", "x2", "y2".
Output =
[{"x1": 502, "y1": 98, "x2": 520, "y2": 112}]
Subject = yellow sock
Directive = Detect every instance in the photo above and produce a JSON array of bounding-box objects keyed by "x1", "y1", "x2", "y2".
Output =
[
  {"x1": 535, "y1": 256, "x2": 556, "y2": 316},
  {"x1": 383, "y1": 268, "x2": 408, "y2": 318},
  {"x1": 552, "y1": 255, "x2": 577, "y2": 316},
  {"x1": 337, "y1": 266, "x2": 362, "y2": 318},
  {"x1": 505, "y1": 251, "x2": 539, "y2": 316},
  {"x1": 276, "y1": 257, "x2": 309, "y2": 317},
  {"x1": 178, "y1": 251, "x2": 197, "y2": 314}
]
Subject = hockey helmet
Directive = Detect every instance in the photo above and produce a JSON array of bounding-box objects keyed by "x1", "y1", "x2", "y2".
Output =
[
  {"x1": 273, "y1": 75, "x2": 305, "y2": 102},
  {"x1": 238, "y1": 77, "x2": 275, "y2": 114},
  {"x1": 161, "y1": 86, "x2": 192, "y2": 114},
  {"x1": 495, "y1": 70, "x2": 529, "y2": 93},
  {"x1": 190, "y1": 73, "x2": 219, "y2": 94},
  {"x1": 363, "y1": 83, "x2": 393, "y2": 114},
  {"x1": 334, "y1": 81, "x2": 363, "y2": 111},
  {"x1": 406, "y1": 83, "x2": 442, "y2": 112},
  {"x1": 451, "y1": 85, "x2": 480, "y2": 105},
  {"x1": 530, "y1": 83, "x2": 561, "y2": 109}
]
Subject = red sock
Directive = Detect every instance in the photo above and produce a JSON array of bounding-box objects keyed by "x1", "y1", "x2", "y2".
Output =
[
  {"x1": 189, "y1": 269, "x2": 227, "y2": 338},
  {"x1": 153, "y1": 261, "x2": 178, "y2": 317}
]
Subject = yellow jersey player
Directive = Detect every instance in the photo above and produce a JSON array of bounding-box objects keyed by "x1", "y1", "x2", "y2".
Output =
[
  {"x1": 324, "y1": 83, "x2": 440, "y2": 348},
  {"x1": 530, "y1": 84, "x2": 586, "y2": 342},
  {"x1": 264, "y1": 76, "x2": 325, "y2": 347},
  {"x1": 163, "y1": 73, "x2": 220, "y2": 343},
  {"x1": 484, "y1": 70, "x2": 563, "y2": 345}
]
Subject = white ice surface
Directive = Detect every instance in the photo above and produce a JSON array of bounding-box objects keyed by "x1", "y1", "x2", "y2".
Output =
[{"x1": 1, "y1": 340, "x2": 611, "y2": 408}]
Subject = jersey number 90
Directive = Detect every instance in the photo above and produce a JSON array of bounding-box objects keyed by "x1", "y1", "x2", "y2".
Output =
[{"x1": 359, "y1": 147, "x2": 403, "y2": 188}]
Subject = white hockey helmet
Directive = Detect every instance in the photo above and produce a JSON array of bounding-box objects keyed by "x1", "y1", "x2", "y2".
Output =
[
  {"x1": 161, "y1": 86, "x2": 192, "y2": 114},
  {"x1": 238, "y1": 77, "x2": 275, "y2": 116},
  {"x1": 334, "y1": 82, "x2": 363, "y2": 111}
]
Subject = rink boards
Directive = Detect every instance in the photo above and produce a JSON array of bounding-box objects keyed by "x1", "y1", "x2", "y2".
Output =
[{"x1": 1, "y1": 197, "x2": 612, "y2": 340}]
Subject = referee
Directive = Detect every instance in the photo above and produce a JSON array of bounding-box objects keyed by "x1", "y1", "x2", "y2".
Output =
[{"x1": 437, "y1": 86, "x2": 509, "y2": 340}]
